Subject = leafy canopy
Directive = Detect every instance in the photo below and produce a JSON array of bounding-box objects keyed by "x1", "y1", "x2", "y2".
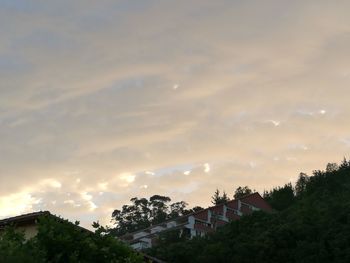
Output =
[
  {"x1": 0, "y1": 215, "x2": 142, "y2": 263},
  {"x1": 111, "y1": 195, "x2": 202, "y2": 236}
]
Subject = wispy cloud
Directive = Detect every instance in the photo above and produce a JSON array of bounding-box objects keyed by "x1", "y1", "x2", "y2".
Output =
[{"x1": 1, "y1": 0, "x2": 350, "y2": 228}]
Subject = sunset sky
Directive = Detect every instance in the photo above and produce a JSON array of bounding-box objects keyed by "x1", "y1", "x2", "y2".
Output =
[{"x1": 1, "y1": 0, "x2": 350, "y2": 228}]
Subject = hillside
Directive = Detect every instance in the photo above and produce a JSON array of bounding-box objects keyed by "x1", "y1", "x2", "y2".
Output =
[{"x1": 146, "y1": 160, "x2": 350, "y2": 263}]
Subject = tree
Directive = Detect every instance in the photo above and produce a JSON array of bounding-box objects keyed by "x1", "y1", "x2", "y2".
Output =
[
  {"x1": 233, "y1": 186, "x2": 253, "y2": 199},
  {"x1": 35, "y1": 215, "x2": 142, "y2": 263},
  {"x1": 111, "y1": 195, "x2": 191, "y2": 236},
  {"x1": 0, "y1": 226, "x2": 44, "y2": 262},
  {"x1": 149, "y1": 195, "x2": 171, "y2": 224},
  {"x1": 146, "y1": 159, "x2": 350, "y2": 263},
  {"x1": 0, "y1": 216, "x2": 142, "y2": 263},
  {"x1": 339, "y1": 157, "x2": 350, "y2": 170},
  {"x1": 169, "y1": 201, "x2": 189, "y2": 219},
  {"x1": 211, "y1": 189, "x2": 220, "y2": 205},
  {"x1": 295, "y1": 172, "x2": 309, "y2": 196},
  {"x1": 263, "y1": 183, "x2": 295, "y2": 210},
  {"x1": 326, "y1": 162, "x2": 339, "y2": 173},
  {"x1": 222, "y1": 191, "x2": 229, "y2": 203},
  {"x1": 211, "y1": 189, "x2": 230, "y2": 205}
]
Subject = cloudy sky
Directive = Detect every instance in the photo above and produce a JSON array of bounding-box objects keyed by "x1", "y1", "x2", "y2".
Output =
[{"x1": 1, "y1": 0, "x2": 350, "y2": 228}]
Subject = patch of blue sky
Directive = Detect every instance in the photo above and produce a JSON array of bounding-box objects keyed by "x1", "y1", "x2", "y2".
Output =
[
  {"x1": 60, "y1": 0, "x2": 158, "y2": 32},
  {"x1": 110, "y1": 0, "x2": 156, "y2": 14},
  {"x1": 72, "y1": 77, "x2": 145, "y2": 107},
  {"x1": 0, "y1": 0, "x2": 41, "y2": 13},
  {"x1": 11, "y1": 29, "x2": 78, "y2": 51},
  {"x1": 0, "y1": 54, "x2": 31, "y2": 74}
]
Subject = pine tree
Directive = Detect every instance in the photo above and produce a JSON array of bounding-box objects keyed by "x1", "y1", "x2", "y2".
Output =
[{"x1": 211, "y1": 189, "x2": 221, "y2": 205}]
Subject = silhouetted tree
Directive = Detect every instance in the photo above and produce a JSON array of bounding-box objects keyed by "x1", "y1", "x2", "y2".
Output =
[
  {"x1": 150, "y1": 195, "x2": 171, "y2": 224},
  {"x1": 326, "y1": 162, "x2": 338, "y2": 172},
  {"x1": 263, "y1": 183, "x2": 295, "y2": 210},
  {"x1": 339, "y1": 157, "x2": 350, "y2": 170},
  {"x1": 295, "y1": 172, "x2": 309, "y2": 196},
  {"x1": 233, "y1": 186, "x2": 252, "y2": 199},
  {"x1": 111, "y1": 195, "x2": 192, "y2": 236},
  {"x1": 169, "y1": 201, "x2": 189, "y2": 219},
  {"x1": 211, "y1": 189, "x2": 230, "y2": 205}
]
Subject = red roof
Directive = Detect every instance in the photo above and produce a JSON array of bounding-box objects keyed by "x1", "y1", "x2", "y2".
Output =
[{"x1": 240, "y1": 192, "x2": 273, "y2": 212}]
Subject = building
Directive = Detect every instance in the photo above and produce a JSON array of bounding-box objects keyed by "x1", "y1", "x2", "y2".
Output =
[
  {"x1": 0, "y1": 211, "x2": 92, "y2": 240},
  {"x1": 0, "y1": 211, "x2": 51, "y2": 239},
  {"x1": 120, "y1": 192, "x2": 272, "y2": 250}
]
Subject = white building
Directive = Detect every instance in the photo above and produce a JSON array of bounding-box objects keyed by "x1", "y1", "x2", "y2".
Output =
[{"x1": 120, "y1": 192, "x2": 272, "y2": 250}]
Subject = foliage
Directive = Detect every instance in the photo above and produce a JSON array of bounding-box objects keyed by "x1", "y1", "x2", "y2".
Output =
[
  {"x1": 295, "y1": 172, "x2": 310, "y2": 197},
  {"x1": 147, "y1": 160, "x2": 350, "y2": 263},
  {"x1": 0, "y1": 216, "x2": 142, "y2": 263},
  {"x1": 211, "y1": 189, "x2": 230, "y2": 205},
  {"x1": 111, "y1": 195, "x2": 198, "y2": 236},
  {"x1": 263, "y1": 183, "x2": 295, "y2": 211},
  {"x1": 233, "y1": 186, "x2": 253, "y2": 199},
  {"x1": 112, "y1": 185, "x2": 258, "y2": 237},
  {"x1": 0, "y1": 226, "x2": 44, "y2": 263}
]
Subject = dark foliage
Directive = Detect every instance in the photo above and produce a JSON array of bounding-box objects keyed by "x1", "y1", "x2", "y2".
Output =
[
  {"x1": 147, "y1": 160, "x2": 350, "y2": 263},
  {"x1": 211, "y1": 189, "x2": 230, "y2": 205},
  {"x1": 0, "y1": 216, "x2": 142, "y2": 263},
  {"x1": 111, "y1": 195, "x2": 200, "y2": 236},
  {"x1": 233, "y1": 186, "x2": 253, "y2": 199},
  {"x1": 263, "y1": 183, "x2": 295, "y2": 211}
]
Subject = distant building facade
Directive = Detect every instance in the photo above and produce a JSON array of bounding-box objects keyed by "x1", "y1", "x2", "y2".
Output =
[{"x1": 120, "y1": 192, "x2": 272, "y2": 250}]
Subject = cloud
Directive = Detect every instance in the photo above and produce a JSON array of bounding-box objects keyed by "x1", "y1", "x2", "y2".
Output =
[
  {"x1": 204, "y1": 163, "x2": 210, "y2": 173},
  {"x1": 1, "y1": 0, "x2": 350, "y2": 227},
  {"x1": 0, "y1": 192, "x2": 40, "y2": 218}
]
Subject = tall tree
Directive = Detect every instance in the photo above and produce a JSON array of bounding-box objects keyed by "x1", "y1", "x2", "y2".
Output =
[
  {"x1": 339, "y1": 157, "x2": 350, "y2": 170},
  {"x1": 295, "y1": 172, "x2": 309, "y2": 196},
  {"x1": 233, "y1": 186, "x2": 253, "y2": 199},
  {"x1": 169, "y1": 201, "x2": 189, "y2": 219},
  {"x1": 211, "y1": 189, "x2": 221, "y2": 205},
  {"x1": 149, "y1": 195, "x2": 171, "y2": 224},
  {"x1": 111, "y1": 195, "x2": 192, "y2": 236},
  {"x1": 211, "y1": 189, "x2": 230, "y2": 205},
  {"x1": 326, "y1": 162, "x2": 338, "y2": 172},
  {"x1": 263, "y1": 183, "x2": 295, "y2": 211}
]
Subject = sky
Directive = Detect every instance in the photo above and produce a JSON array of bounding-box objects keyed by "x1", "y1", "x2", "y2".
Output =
[{"x1": 1, "y1": 0, "x2": 350, "y2": 228}]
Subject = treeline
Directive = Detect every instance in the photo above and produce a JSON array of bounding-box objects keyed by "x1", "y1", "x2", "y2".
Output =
[
  {"x1": 145, "y1": 159, "x2": 350, "y2": 263},
  {"x1": 110, "y1": 186, "x2": 255, "y2": 237},
  {"x1": 110, "y1": 195, "x2": 204, "y2": 237}
]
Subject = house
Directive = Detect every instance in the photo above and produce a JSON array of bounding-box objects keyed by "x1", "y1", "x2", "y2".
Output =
[
  {"x1": 0, "y1": 211, "x2": 94, "y2": 240},
  {"x1": 120, "y1": 192, "x2": 272, "y2": 250},
  {"x1": 0, "y1": 211, "x2": 51, "y2": 239}
]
